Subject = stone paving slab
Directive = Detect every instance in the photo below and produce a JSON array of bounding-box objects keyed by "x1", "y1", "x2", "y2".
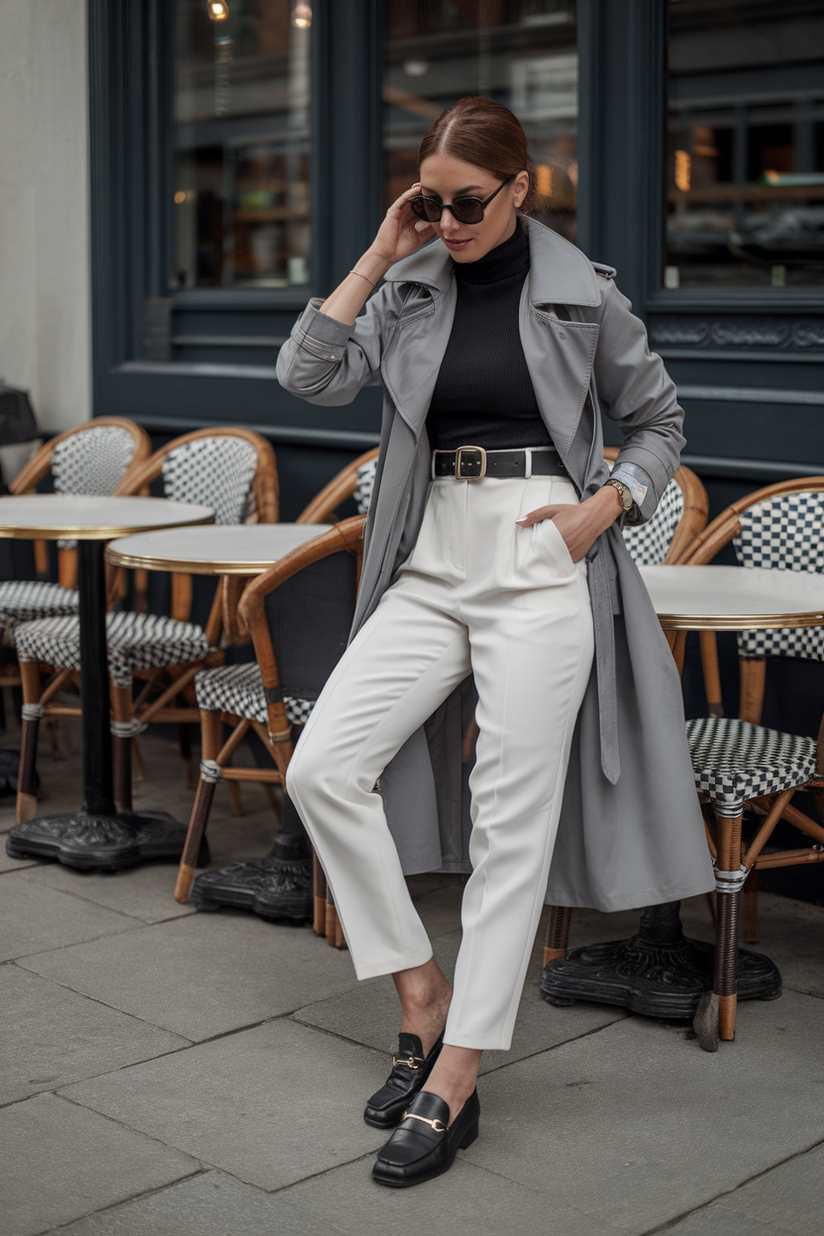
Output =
[
  {"x1": 18, "y1": 910, "x2": 359, "y2": 1041},
  {"x1": 295, "y1": 928, "x2": 627, "y2": 1076},
  {"x1": 60, "y1": 1019, "x2": 387, "y2": 1192},
  {"x1": 0, "y1": 873, "x2": 134, "y2": 962},
  {"x1": 0, "y1": 965, "x2": 189, "y2": 1106},
  {"x1": 41, "y1": 1170, "x2": 340, "y2": 1236},
  {"x1": 460, "y1": 988, "x2": 824, "y2": 1233},
  {"x1": 279, "y1": 1156, "x2": 633, "y2": 1236},
  {"x1": 0, "y1": 1092, "x2": 199, "y2": 1236},
  {"x1": 663, "y1": 1140, "x2": 824, "y2": 1236},
  {"x1": 21, "y1": 862, "x2": 197, "y2": 925}
]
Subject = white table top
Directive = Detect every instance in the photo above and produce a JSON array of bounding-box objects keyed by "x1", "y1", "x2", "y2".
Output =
[
  {"x1": 106, "y1": 522, "x2": 335, "y2": 576},
  {"x1": 639, "y1": 565, "x2": 824, "y2": 631},
  {"x1": 0, "y1": 494, "x2": 214, "y2": 540}
]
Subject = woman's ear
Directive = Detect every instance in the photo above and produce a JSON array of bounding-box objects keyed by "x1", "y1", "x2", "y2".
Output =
[{"x1": 513, "y1": 169, "x2": 530, "y2": 209}]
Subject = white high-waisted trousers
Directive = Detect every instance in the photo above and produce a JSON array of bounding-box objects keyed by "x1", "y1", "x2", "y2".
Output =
[{"x1": 287, "y1": 471, "x2": 594, "y2": 1050}]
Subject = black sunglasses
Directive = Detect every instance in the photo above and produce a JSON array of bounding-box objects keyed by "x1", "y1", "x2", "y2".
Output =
[{"x1": 408, "y1": 176, "x2": 514, "y2": 226}]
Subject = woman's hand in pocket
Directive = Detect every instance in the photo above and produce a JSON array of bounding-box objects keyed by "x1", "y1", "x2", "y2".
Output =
[{"x1": 516, "y1": 486, "x2": 624, "y2": 563}]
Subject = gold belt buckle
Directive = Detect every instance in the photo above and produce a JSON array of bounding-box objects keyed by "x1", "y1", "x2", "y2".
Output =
[{"x1": 454, "y1": 445, "x2": 487, "y2": 480}]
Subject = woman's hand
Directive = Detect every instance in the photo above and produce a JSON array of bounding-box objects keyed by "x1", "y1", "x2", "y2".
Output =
[
  {"x1": 516, "y1": 485, "x2": 624, "y2": 563},
  {"x1": 319, "y1": 184, "x2": 434, "y2": 325},
  {"x1": 368, "y1": 183, "x2": 436, "y2": 267}
]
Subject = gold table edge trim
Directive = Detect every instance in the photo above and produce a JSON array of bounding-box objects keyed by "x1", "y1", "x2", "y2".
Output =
[
  {"x1": 0, "y1": 514, "x2": 215, "y2": 540},
  {"x1": 106, "y1": 548, "x2": 275, "y2": 576},
  {"x1": 657, "y1": 611, "x2": 824, "y2": 631}
]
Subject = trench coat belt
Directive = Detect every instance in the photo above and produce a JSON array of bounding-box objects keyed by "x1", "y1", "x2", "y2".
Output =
[{"x1": 587, "y1": 532, "x2": 620, "y2": 785}]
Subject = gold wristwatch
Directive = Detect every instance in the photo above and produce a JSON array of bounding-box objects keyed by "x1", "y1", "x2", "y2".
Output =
[{"x1": 605, "y1": 478, "x2": 634, "y2": 512}]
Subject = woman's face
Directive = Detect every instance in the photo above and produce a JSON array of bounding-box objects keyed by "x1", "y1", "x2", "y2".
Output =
[{"x1": 417, "y1": 153, "x2": 529, "y2": 263}]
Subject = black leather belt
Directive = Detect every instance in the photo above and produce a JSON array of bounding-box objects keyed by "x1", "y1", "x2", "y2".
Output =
[{"x1": 432, "y1": 446, "x2": 567, "y2": 481}]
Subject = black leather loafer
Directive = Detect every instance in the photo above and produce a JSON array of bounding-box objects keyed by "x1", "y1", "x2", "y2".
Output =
[
  {"x1": 363, "y1": 1032, "x2": 444, "y2": 1129},
  {"x1": 372, "y1": 1089, "x2": 480, "y2": 1187}
]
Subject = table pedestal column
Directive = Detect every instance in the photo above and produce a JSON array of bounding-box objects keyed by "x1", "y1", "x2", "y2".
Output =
[
  {"x1": 6, "y1": 541, "x2": 191, "y2": 870},
  {"x1": 540, "y1": 901, "x2": 782, "y2": 1019}
]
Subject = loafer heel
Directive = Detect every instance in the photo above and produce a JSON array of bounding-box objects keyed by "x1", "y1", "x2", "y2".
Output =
[{"x1": 459, "y1": 1120, "x2": 479, "y2": 1150}]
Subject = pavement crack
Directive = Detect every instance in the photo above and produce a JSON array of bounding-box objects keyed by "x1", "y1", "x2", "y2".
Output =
[
  {"x1": 38, "y1": 1168, "x2": 208, "y2": 1234},
  {"x1": 638, "y1": 1133, "x2": 824, "y2": 1235}
]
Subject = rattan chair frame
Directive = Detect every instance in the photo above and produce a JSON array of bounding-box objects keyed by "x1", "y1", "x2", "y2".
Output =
[
  {"x1": 674, "y1": 476, "x2": 824, "y2": 1048},
  {"x1": 295, "y1": 447, "x2": 379, "y2": 525},
  {"x1": 173, "y1": 515, "x2": 366, "y2": 950}
]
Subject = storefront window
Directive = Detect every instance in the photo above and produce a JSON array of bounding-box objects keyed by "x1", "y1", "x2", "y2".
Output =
[
  {"x1": 173, "y1": 0, "x2": 311, "y2": 289},
  {"x1": 665, "y1": 0, "x2": 824, "y2": 289},
  {"x1": 383, "y1": 1, "x2": 578, "y2": 243}
]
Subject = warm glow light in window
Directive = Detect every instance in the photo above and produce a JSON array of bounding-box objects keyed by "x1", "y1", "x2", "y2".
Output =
[
  {"x1": 536, "y1": 164, "x2": 552, "y2": 197},
  {"x1": 674, "y1": 149, "x2": 691, "y2": 193},
  {"x1": 174, "y1": 190, "x2": 186, "y2": 204},
  {"x1": 208, "y1": 1, "x2": 229, "y2": 20},
  {"x1": 292, "y1": 2, "x2": 312, "y2": 27}
]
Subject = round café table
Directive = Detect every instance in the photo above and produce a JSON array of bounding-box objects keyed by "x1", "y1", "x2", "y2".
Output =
[
  {"x1": 541, "y1": 563, "x2": 824, "y2": 1019},
  {"x1": 106, "y1": 522, "x2": 332, "y2": 577},
  {"x1": 2, "y1": 494, "x2": 213, "y2": 869},
  {"x1": 106, "y1": 522, "x2": 333, "y2": 913}
]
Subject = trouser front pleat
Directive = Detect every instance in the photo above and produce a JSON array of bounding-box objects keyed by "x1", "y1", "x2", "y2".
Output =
[{"x1": 287, "y1": 475, "x2": 594, "y2": 1050}]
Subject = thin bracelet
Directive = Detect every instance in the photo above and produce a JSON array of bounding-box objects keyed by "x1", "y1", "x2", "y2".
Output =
[{"x1": 348, "y1": 269, "x2": 376, "y2": 288}]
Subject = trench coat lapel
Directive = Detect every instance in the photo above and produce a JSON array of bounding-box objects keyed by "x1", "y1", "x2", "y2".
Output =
[{"x1": 380, "y1": 270, "x2": 456, "y2": 441}]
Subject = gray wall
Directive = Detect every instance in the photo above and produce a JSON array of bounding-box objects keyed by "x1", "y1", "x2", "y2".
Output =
[{"x1": 0, "y1": 0, "x2": 91, "y2": 435}]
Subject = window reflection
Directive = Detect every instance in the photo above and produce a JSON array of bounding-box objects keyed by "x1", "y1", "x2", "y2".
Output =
[
  {"x1": 383, "y1": 1, "x2": 578, "y2": 243},
  {"x1": 173, "y1": 0, "x2": 311, "y2": 290},
  {"x1": 666, "y1": 0, "x2": 824, "y2": 289}
]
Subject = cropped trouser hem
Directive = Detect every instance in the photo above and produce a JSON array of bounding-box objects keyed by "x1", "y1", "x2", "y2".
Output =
[
  {"x1": 351, "y1": 946, "x2": 435, "y2": 983},
  {"x1": 287, "y1": 476, "x2": 595, "y2": 1052}
]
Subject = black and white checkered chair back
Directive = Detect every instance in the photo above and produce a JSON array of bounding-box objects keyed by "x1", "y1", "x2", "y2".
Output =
[
  {"x1": 620, "y1": 474, "x2": 684, "y2": 566},
  {"x1": 51, "y1": 425, "x2": 139, "y2": 495},
  {"x1": 264, "y1": 550, "x2": 359, "y2": 711},
  {"x1": 733, "y1": 491, "x2": 824, "y2": 662},
  {"x1": 161, "y1": 437, "x2": 259, "y2": 525},
  {"x1": 353, "y1": 457, "x2": 377, "y2": 515}
]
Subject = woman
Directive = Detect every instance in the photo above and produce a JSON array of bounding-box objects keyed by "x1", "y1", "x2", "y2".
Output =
[{"x1": 278, "y1": 97, "x2": 713, "y2": 1187}]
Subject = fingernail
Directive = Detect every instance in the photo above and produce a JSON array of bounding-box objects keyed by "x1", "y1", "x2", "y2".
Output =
[{"x1": 515, "y1": 518, "x2": 528, "y2": 526}]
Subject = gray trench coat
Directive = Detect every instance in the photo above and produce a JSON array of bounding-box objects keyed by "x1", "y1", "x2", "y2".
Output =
[{"x1": 277, "y1": 217, "x2": 715, "y2": 912}]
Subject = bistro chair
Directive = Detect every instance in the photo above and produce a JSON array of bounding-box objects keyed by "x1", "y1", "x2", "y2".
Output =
[
  {"x1": 542, "y1": 460, "x2": 709, "y2": 971},
  {"x1": 296, "y1": 446, "x2": 378, "y2": 525},
  {"x1": 0, "y1": 418, "x2": 151, "y2": 762},
  {"x1": 13, "y1": 428, "x2": 278, "y2": 822},
  {"x1": 172, "y1": 516, "x2": 365, "y2": 950},
  {"x1": 676, "y1": 478, "x2": 824, "y2": 1050},
  {"x1": 0, "y1": 417, "x2": 151, "y2": 635}
]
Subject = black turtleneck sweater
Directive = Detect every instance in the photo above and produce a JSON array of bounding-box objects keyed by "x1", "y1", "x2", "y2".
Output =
[{"x1": 426, "y1": 222, "x2": 551, "y2": 452}]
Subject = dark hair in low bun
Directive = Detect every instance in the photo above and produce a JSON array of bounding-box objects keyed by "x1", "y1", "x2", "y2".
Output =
[{"x1": 418, "y1": 96, "x2": 538, "y2": 213}]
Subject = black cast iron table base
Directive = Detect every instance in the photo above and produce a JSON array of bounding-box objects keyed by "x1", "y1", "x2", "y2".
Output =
[
  {"x1": 192, "y1": 855, "x2": 313, "y2": 923},
  {"x1": 6, "y1": 809, "x2": 192, "y2": 871},
  {"x1": 540, "y1": 902, "x2": 782, "y2": 1020}
]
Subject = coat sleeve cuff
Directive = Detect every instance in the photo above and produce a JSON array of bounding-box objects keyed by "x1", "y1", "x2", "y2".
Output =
[
  {"x1": 292, "y1": 299, "x2": 354, "y2": 363},
  {"x1": 610, "y1": 462, "x2": 655, "y2": 525}
]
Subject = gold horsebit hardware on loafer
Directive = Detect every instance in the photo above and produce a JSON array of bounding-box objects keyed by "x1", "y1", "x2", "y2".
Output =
[
  {"x1": 392, "y1": 1056, "x2": 423, "y2": 1070},
  {"x1": 401, "y1": 1111, "x2": 447, "y2": 1134}
]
